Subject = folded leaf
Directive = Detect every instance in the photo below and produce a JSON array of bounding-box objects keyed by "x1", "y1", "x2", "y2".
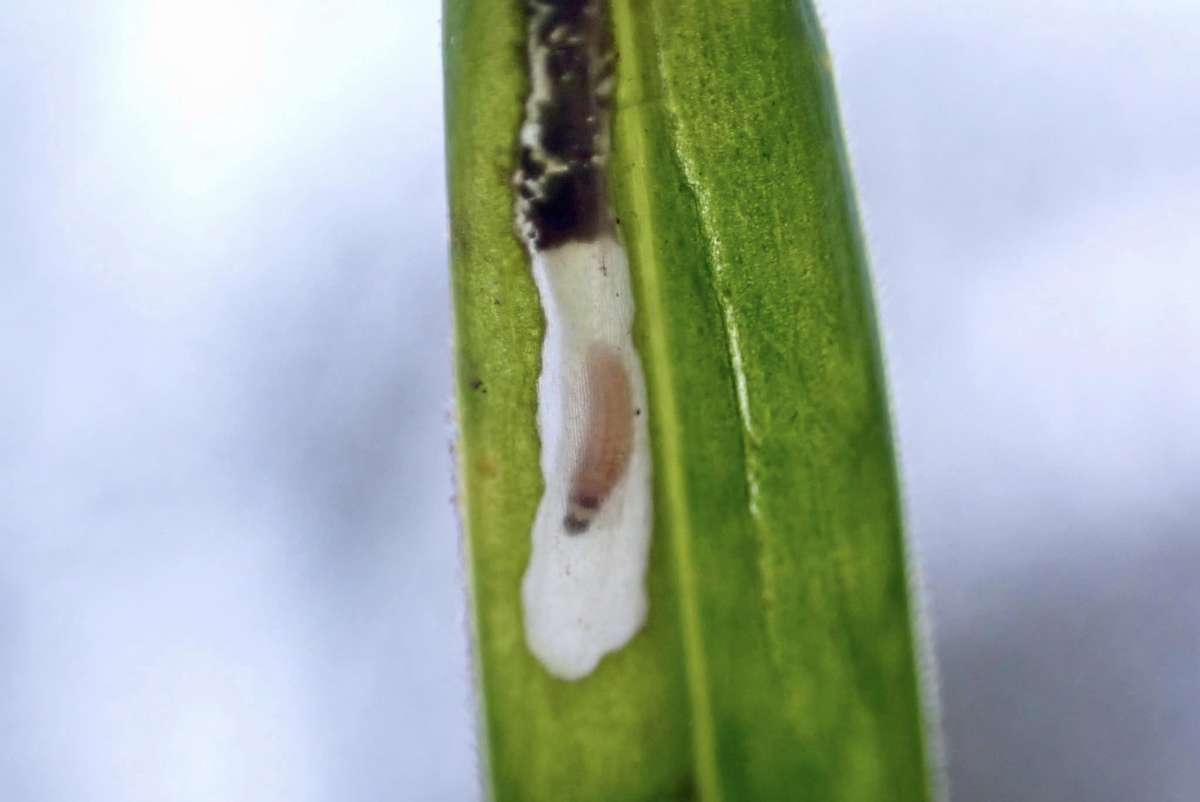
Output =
[{"x1": 443, "y1": 1, "x2": 935, "y2": 799}]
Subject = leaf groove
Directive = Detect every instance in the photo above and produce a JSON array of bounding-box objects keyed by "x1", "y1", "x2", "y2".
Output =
[{"x1": 609, "y1": 3, "x2": 723, "y2": 800}]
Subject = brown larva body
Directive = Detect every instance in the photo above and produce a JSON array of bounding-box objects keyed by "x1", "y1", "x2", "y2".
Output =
[{"x1": 563, "y1": 344, "x2": 634, "y2": 534}]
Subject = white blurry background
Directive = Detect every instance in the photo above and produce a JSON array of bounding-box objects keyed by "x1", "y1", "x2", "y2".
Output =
[{"x1": 1, "y1": 1, "x2": 1196, "y2": 800}]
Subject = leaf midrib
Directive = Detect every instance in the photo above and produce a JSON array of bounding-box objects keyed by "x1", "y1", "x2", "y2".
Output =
[{"x1": 609, "y1": 4, "x2": 723, "y2": 800}]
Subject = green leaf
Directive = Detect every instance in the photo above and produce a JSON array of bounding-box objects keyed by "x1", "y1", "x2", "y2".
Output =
[{"x1": 443, "y1": 1, "x2": 935, "y2": 800}]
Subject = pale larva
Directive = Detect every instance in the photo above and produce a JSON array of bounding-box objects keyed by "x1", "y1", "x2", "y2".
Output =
[{"x1": 563, "y1": 344, "x2": 635, "y2": 534}]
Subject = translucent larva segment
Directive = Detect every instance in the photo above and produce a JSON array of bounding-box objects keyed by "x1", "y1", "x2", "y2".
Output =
[{"x1": 563, "y1": 344, "x2": 634, "y2": 534}]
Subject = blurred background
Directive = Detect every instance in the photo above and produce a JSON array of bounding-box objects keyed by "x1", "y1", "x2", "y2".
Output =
[{"x1": 1, "y1": 1, "x2": 1196, "y2": 799}]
